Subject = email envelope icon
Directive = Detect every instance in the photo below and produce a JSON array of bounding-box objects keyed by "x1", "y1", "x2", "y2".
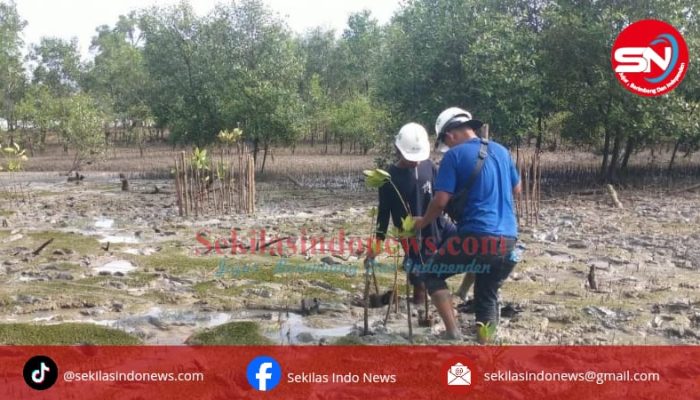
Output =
[{"x1": 447, "y1": 363, "x2": 471, "y2": 386}]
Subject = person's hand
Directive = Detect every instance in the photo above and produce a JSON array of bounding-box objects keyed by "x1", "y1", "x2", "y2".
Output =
[{"x1": 413, "y1": 216, "x2": 425, "y2": 231}]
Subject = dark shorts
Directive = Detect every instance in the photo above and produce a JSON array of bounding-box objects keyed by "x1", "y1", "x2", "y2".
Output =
[
  {"x1": 420, "y1": 232, "x2": 518, "y2": 324},
  {"x1": 403, "y1": 221, "x2": 459, "y2": 287}
]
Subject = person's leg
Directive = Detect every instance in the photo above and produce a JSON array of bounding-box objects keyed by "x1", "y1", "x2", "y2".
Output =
[
  {"x1": 405, "y1": 255, "x2": 426, "y2": 305},
  {"x1": 408, "y1": 270, "x2": 426, "y2": 305},
  {"x1": 473, "y1": 254, "x2": 517, "y2": 343},
  {"x1": 431, "y1": 288, "x2": 461, "y2": 339},
  {"x1": 423, "y1": 232, "x2": 466, "y2": 340}
]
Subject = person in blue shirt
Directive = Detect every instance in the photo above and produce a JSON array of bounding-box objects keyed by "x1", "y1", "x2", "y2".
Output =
[{"x1": 413, "y1": 107, "x2": 521, "y2": 343}]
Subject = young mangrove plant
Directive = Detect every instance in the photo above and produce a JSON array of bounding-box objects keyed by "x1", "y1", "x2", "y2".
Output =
[
  {"x1": 363, "y1": 168, "x2": 417, "y2": 341},
  {"x1": 0, "y1": 143, "x2": 29, "y2": 172}
]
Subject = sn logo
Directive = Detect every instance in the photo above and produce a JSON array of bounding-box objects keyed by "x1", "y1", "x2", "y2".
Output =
[
  {"x1": 613, "y1": 33, "x2": 679, "y2": 81},
  {"x1": 615, "y1": 47, "x2": 670, "y2": 72}
]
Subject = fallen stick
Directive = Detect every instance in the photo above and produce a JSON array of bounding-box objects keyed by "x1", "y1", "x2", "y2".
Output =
[
  {"x1": 32, "y1": 238, "x2": 54, "y2": 256},
  {"x1": 200, "y1": 240, "x2": 251, "y2": 255},
  {"x1": 283, "y1": 173, "x2": 304, "y2": 189},
  {"x1": 255, "y1": 236, "x2": 291, "y2": 251},
  {"x1": 669, "y1": 183, "x2": 700, "y2": 194}
]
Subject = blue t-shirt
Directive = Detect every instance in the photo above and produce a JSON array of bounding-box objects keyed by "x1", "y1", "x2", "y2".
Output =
[{"x1": 434, "y1": 138, "x2": 520, "y2": 238}]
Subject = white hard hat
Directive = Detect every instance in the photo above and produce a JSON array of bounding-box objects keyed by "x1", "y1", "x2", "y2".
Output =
[
  {"x1": 434, "y1": 107, "x2": 483, "y2": 153},
  {"x1": 395, "y1": 122, "x2": 430, "y2": 162}
]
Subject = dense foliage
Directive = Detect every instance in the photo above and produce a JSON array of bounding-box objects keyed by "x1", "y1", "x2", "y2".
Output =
[{"x1": 0, "y1": 0, "x2": 697, "y2": 178}]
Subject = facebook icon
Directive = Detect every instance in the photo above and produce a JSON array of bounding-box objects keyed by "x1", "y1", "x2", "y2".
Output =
[{"x1": 246, "y1": 356, "x2": 282, "y2": 392}]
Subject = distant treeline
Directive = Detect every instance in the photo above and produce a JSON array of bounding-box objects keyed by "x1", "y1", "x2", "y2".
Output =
[{"x1": 0, "y1": 0, "x2": 698, "y2": 179}]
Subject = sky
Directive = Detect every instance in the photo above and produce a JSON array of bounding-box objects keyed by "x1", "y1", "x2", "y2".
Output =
[{"x1": 15, "y1": 0, "x2": 402, "y2": 58}]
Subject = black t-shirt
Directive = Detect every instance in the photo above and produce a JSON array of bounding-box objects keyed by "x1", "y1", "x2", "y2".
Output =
[{"x1": 375, "y1": 160, "x2": 447, "y2": 259}]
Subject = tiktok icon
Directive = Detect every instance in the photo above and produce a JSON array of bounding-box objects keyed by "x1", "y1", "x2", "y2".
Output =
[{"x1": 23, "y1": 355, "x2": 58, "y2": 391}]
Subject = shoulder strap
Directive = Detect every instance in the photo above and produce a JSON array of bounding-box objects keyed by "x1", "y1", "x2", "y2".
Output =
[{"x1": 460, "y1": 138, "x2": 489, "y2": 194}]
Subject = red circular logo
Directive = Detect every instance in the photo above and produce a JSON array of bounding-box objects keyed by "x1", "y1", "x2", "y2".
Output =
[{"x1": 611, "y1": 19, "x2": 689, "y2": 97}]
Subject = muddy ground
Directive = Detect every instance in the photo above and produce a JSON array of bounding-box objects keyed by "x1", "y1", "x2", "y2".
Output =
[{"x1": 0, "y1": 171, "x2": 698, "y2": 345}]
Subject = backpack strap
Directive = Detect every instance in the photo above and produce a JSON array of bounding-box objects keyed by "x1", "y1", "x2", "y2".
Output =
[
  {"x1": 444, "y1": 138, "x2": 489, "y2": 222},
  {"x1": 461, "y1": 138, "x2": 489, "y2": 194}
]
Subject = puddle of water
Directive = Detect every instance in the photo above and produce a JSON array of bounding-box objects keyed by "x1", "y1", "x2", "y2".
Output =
[
  {"x1": 99, "y1": 235, "x2": 140, "y2": 244},
  {"x1": 270, "y1": 312, "x2": 354, "y2": 344},
  {"x1": 550, "y1": 254, "x2": 573, "y2": 263},
  {"x1": 111, "y1": 307, "x2": 231, "y2": 330},
  {"x1": 94, "y1": 217, "x2": 115, "y2": 229},
  {"x1": 121, "y1": 247, "x2": 161, "y2": 256},
  {"x1": 65, "y1": 319, "x2": 117, "y2": 327},
  {"x1": 109, "y1": 307, "x2": 235, "y2": 344},
  {"x1": 71, "y1": 216, "x2": 142, "y2": 244},
  {"x1": 18, "y1": 307, "x2": 355, "y2": 345},
  {"x1": 95, "y1": 260, "x2": 136, "y2": 274}
]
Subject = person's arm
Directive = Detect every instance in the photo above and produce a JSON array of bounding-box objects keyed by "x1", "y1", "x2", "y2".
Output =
[
  {"x1": 513, "y1": 182, "x2": 522, "y2": 198},
  {"x1": 415, "y1": 154, "x2": 457, "y2": 231},
  {"x1": 510, "y1": 154, "x2": 522, "y2": 198},
  {"x1": 414, "y1": 191, "x2": 451, "y2": 231},
  {"x1": 369, "y1": 184, "x2": 391, "y2": 258}
]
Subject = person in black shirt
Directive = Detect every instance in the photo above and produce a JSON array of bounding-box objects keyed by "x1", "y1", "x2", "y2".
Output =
[{"x1": 367, "y1": 123, "x2": 455, "y2": 304}]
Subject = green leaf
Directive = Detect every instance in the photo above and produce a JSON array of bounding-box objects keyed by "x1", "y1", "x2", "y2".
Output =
[
  {"x1": 376, "y1": 169, "x2": 390, "y2": 178},
  {"x1": 363, "y1": 168, "x2": 390, "y2": 189},
  {"x1": 400, "y1": 215, "x2": 416, "y2": 238}
]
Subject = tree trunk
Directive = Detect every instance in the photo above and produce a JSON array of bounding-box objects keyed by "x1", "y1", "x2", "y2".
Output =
[
  {"x1": 252, "y1": 139, "x2": 260, "y2": 164},
  {"x1": 668, "y1": 138, "x2": 681, "y2": 173},
  {"x1": 138, "y1": 127, "x2": 144, "y2": 158},
  {"x1": 620, "y1": 135, "x2": 635, "y2": 171},
  {"x1": 535, "y1": 114, "x2": 543, "y2": 151},
  {"x1": 606, "y1": 130, "x2": 623, "y2": 183},
  {"x1": 600, "y1": 127, "x2": 611, "y2": 179},
  {"x1": 261, "y1": 143, "x2": 269, "y2": 174},
  {"x1": 684, "y1": 145, "x2": 694, "y2": 158}
]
